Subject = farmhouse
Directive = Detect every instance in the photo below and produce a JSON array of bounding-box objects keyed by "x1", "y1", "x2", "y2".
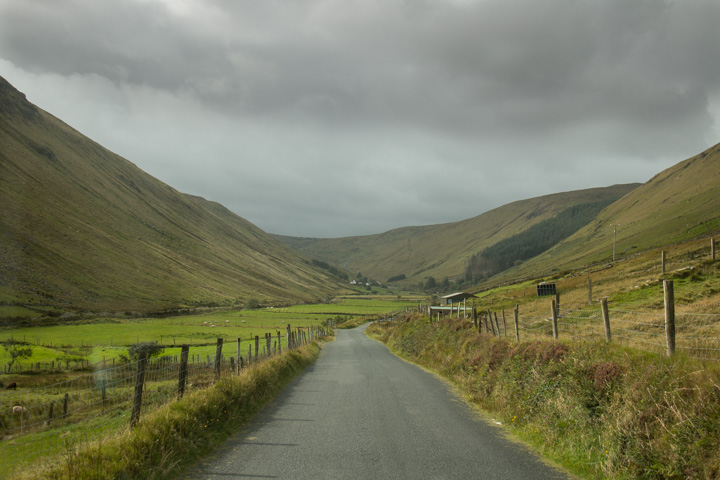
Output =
[
  {"x1": 440, "y1": 292, "x2": 475, "y2": 306},
  {"x1": 428, "y1": 292, "x2": 476, "y2": 320}
]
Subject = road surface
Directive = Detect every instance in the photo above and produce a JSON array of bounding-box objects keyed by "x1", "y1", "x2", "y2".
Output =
[{"x1": 182, "y1": 323, "x2": 572, "y2": 479}]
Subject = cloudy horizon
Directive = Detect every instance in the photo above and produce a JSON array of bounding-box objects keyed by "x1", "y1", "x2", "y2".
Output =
[{"x1": 1, "y1": 0, "x2": 719, "y2": 238}]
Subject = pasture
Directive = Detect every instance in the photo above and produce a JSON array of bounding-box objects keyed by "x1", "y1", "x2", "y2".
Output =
[
  {"x1": 0, "y1": 295, "x2": 420, "y2": 372},
  {"x1": 0, "y1": 295, "x2": 418, "y2": 478}
]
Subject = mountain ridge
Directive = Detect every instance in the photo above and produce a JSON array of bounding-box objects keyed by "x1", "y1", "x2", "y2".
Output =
[
  {"x1": 490, "y1": 140, "x2": 720, "y2": 284},
  {"x1": 0, "y1": 75, "x2": 346, "y2": 317},
  {"x1": 3, "y1": 72, "x2": 718, "y2": 316},
  {"x1": 273, "y1": 183, "x2": 639, "y2": 285}
]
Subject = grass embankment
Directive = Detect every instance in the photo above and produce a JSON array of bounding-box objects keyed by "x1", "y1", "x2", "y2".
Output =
[
  {"x1": 368, "y1": 316, "x2": 720, "y2": 480},
  {"x1": 16, "y1": 343, "x2": 321, "y2": 480}
]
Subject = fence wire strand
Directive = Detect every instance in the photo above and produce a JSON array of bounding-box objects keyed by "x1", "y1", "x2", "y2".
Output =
[{"x1": 511, "y1": 302, "x2": 720, "y2": 361}]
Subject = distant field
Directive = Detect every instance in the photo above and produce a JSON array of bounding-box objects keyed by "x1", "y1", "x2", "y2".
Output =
[{"x1": 0, "y1": 296, "x2": 419, "y2": 369}]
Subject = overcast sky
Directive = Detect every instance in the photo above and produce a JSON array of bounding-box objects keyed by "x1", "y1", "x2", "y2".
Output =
[{"x1": 1, "y1": 0, "x2": 719, "y2": 238}]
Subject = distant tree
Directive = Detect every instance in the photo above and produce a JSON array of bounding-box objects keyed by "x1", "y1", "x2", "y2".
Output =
[
  {"x1": 441, "y1": 277, "x2": 450, "y2": 290},
  {"x1": 311, "y1": 259, "x2": 349, "y2": 280},
  {"x1": 1, "y1": 340, "x2": 32, "y2": 371},
  {"x1": 425, "y1": 276, "x2": 437, "y2": 290},
  {"x1": 128, "y1": 341, "x2": 165, "y2": 361},
  {"x1": 245, "y1": 298, "x2": 260, "y2": 310},
  {"x1": 464, "y1": 198, "x2": 616, "y2": 281}
]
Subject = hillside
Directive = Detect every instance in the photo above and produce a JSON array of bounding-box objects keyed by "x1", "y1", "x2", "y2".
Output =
[
  {"x1": 274, "y1": 184, "x2": 638, "y2": 286},
  {"x1": 0, "y1": 75, "x2": 346, "y2": 318},
  {"x1": 491, "y1": 141, "x2": 720, "y2": 283}
]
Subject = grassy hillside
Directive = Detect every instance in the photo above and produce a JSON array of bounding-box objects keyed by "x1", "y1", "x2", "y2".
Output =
[
  {"x1": 275, "y1": 184, "x2": 637, "y2": 286},
  {"x1": 0, "y1": 75, "x2": 347, "y2": 318},
  {"x1": 491, "y1": 141, "x2": 720, "y2": 285}
]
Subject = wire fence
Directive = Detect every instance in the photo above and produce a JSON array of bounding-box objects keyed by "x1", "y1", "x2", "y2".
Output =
[
  {"x1": 418, "y1": 280, "x2": 720, "y2": 362},
  {"x1": 0, "y1": 324, "x2": 330, "y2": 479},
  {"x1": 555, "y1": 306, "x2": 720, "y2": 360}
]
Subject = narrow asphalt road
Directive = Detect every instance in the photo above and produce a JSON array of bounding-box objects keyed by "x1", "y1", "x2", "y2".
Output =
[{"x1": 182, "y1": 324, "x2": 573, "y2": 479}]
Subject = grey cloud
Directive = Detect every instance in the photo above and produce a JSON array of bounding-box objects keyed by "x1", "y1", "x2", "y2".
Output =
[{"x1": 1, "y1": 0, "x2": 718, "y2": 237}]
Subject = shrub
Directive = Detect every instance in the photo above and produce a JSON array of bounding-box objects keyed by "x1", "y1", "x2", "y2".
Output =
[{"x1": 244, "y1": 298, "x2": 260, "y2": 310}]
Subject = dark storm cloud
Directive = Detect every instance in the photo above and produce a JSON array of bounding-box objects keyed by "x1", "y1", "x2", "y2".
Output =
[{"x1": 1, "y1": 0, "x2": 719, "y2": 236}]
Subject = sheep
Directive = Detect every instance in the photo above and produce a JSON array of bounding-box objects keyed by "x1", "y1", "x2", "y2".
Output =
[
  {"x1": 12, "y1": 405, "x2": 29, "y2": 418},
  {"x1": 6, "y1": 382, "x2": 17, "y2": 390}
]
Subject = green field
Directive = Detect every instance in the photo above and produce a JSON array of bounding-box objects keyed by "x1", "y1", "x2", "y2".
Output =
[{"x1": 0, "y1": 296, "x2": 420, "y2": 370}]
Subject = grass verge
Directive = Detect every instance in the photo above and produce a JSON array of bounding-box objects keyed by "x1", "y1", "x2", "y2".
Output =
[
  {"x1": 368, "y1": 315, "x2": 720, "y2": 480},
  {"x1": 15, "y1": 343, "x2": 321, "y2": 480}
]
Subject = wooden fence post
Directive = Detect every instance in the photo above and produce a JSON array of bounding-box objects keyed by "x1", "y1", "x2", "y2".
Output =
[
  {"x1": 236, "y1": 338, "x2": 241, "y2": 375},
  {"x1": 664, "y1": 280, "x2": 675, "y2": 356},
  {"x1": 63, "y1": 393, "x2": 69, "y2": 418},
  {"x1": 712, "y1": 238, "x2": 716, "y2": 260},
  {"x1": 514, "y1": 304, "x2": 520, "y2": 342},
  {"x1": 214, "y1": 338, "x2": 223, "y2": 379},
  {"x1": 493, "y1": 312, "x2": 501, "y2": 338},
  {"x1": 130, "y1": 355, "x2": 148, "y2": 427},
  {"x1": 472, "y1": 300, "x2": 477, "y2": 329},
  {"x1": 601, "y1": 298, "x2": 611, "y2": 342},
  {"x1": 178, "y1": 345, "x2": 189, "y2": 397},
  {"x1": 254, "y1": 336, "x2": 259, "y2": 362},
  {"x1": 661, "y1": 250, "x2": 666, "y2": 274},
  {"x1": 501, "y1": 309, "x2": 507, "y2": 337},
  {"x1": 47, "y1": 401, "x2": 54, "y2": 427},
  {"x1": 551, "y1": 300, "x2": 559, "y2": 340},
  {"x1": 277, "y1": 331, "x2": 282, "y2": 354}
]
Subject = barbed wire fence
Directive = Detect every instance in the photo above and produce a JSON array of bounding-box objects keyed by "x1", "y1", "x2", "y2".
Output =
[
  {"x1": 412, "y1": 279, "x2": 720, "y2": 362},
  {"x1": 511, "y1": 280, "x2": 720, "y2": 361},
  {"x1": 0, "y1": 323, "x2": 332, "y2": 479}
]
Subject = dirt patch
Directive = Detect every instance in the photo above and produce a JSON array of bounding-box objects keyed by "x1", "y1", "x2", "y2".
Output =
[
  {"x1": 588, "y1": 361, "x2": 624, "y2": 393},
  {"x1": 516, "y1": 341, "x2": 569, "y2": 363}
]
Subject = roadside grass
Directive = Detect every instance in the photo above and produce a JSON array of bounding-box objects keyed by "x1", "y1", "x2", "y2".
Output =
[
  {"x1": 368, "y1": 316, "x2": 720, "y2": 479},
  {"x1": 12, "y1": 343, "x2": 321, "y2": 480}
]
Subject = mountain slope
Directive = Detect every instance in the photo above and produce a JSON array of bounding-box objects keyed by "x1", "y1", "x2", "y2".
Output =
[
  {"x1": 0, "y1": 75, "x2": 345, "y2": 315},
  {"x1": 274, "y1": 184, "x2": 638, "y2": 285},
  {"x1": 494, "y1": 141, "x2": 720, "y2": 282}
]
